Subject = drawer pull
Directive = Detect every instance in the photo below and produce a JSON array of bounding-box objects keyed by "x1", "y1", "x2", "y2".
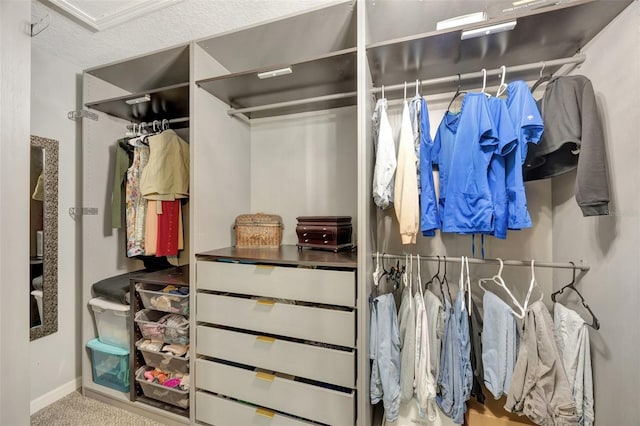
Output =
[
  {"x1": 256, "y1": 407, "x2": 275, "y2": 419},
  {"x1": 256, "y1": 299, "x2": 276, "y2": 306},
  {"x1": 256, "y1": 265, "x2": 275, "y2": 270},
  {"x1": 256, "y1": 335, "x2": 276, "y2": 343},
  {"x1": 255, "y1": 372, "x2": 275, "y2": 382}
]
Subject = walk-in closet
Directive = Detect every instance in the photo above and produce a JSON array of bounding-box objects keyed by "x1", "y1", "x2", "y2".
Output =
[{"x1": 1, "y1": 0, "x2": 638, "y2": 425}]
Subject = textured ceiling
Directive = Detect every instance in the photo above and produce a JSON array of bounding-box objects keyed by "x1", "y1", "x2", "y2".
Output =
[{"x1": 31, "y1": 0, "x2": 337, "y2": 70}]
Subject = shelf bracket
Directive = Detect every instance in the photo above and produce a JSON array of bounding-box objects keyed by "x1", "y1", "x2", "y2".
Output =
[{"x1": 68, "y1": 110, "x2": 98, "y2": 121}]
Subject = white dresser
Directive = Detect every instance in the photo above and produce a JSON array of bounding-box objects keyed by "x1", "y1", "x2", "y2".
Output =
[{"x1": 195, "y1": 246, "x2": 358, "y2": 425}]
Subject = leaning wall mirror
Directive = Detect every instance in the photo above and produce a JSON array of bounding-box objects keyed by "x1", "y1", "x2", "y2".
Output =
[{"x1": 30, "y1": 135, "x2": 58, "y2": 340}]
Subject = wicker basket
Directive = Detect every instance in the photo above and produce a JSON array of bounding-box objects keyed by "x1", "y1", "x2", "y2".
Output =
[{"x1": 234, "y1": 213, "x2": 283, "y2": 248}]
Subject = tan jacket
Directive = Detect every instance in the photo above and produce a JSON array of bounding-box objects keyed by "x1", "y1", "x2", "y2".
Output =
[{"x1": 141, "y1": 130, "x2": 189, "y2": 201}]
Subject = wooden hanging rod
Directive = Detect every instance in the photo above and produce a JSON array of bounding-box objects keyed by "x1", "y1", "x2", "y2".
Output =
[{"x1": 373, "y1": 253, "x2": 589, "y2": 272}]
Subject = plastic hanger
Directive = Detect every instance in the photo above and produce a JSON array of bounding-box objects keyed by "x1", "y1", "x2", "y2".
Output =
[
  {"x1": 415, "y1": 79, "x2": 420, "y2": 97},
  {"x1": 531, "y1": 62, "x2": 552, "y2": 93},
  {"x1": 425, "y1": 256, "x2": 441, "y2": 291},
  {"x1": 478, "y1": 258, "x2": 526, "y2": 318},
  {"x1": 458, "y1": 256, "x2": 468, "y2": 313},
  {"x1": 480, "y1": 68, "x2": 490, "y2": 97},
  {"x1": 381, "y1": 85, "x2": 385, "y2": 100},
  {"x1": 551, "y1": 262, "x2": 600, "y2": 330},
  {"x1": 404, "y1": 81, "x2": 407, "y2": 101},
  {"x1": 447, "y1": 74, "x2": 466, "y2": 113},
  {"x1": 440, "y1": 256, "x2": 454, "y2": 308},
  {"x1": 496, "y1": 65, "x2": 508, "y2": 97},
  {"x1": 522, "y1": 259, "x2": 543, "y2": 313}
]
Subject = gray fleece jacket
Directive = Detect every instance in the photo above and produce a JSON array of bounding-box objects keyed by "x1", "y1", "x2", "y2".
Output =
[{"x1": 523, "y1": 75, "x2": 610, "y2": 216}]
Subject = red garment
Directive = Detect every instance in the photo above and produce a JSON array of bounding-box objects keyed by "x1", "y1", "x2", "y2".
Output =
[{"x1": 156, "y1": 200, "x2": 180, "y2": 256}]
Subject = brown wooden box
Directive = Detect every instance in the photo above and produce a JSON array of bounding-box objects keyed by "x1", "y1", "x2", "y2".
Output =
[{"x1": 296, "y1": 216, "x2": 353, "y2": 252}]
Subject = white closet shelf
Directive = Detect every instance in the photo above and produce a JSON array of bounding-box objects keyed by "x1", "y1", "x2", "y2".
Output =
[
  {"x1": 85, "y1": 44, "x2": 190, "y2": 93},
  {"x1": 85, "y1": 83, "x2": 189, "y2": 123},
  {"x1": 366, "y1": 0, "x2": 633, "y2": 93},
  {"x1": 196, "y1": 49, "x2": 357, "y2": 120}
]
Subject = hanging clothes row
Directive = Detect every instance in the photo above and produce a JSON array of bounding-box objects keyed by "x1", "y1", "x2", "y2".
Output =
[
  {"x1": 372, "y1": 65, "x2": 609, "y2": 246},
  {"x1": 370, "y1": 253, "x2": 597, "y2": 426},
  {"x1": 111, "y1": 120, "x2": 189, "y2": 258}
]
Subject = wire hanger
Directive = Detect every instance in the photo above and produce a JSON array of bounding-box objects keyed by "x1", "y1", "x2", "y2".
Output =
[
  {"x1": 531, "y1": 61, "x2": 552, "y2": 92},
  {"x1": 550, "y1": 262, "x2": 600, "y2": 330},
  {"x1": 496, "y1": 65, "x2": 508, "y2": 97},
  {"x1": 447, "y1": 73, "x2": 466, "y2": 113}
]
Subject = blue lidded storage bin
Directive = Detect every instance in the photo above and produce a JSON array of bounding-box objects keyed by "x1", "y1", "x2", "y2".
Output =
[{"x1": 86, "y1": 338, "x2": 130, "y2": 392}]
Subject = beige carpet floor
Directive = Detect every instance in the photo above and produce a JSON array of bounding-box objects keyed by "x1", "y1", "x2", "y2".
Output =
[{"x1": 31, "y1": 390, "x2": 166, "y2": 426}]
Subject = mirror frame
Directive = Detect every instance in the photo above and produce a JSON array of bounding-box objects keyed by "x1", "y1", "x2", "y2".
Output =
[{"x1": 30, "y1": 135, "x2": 59, "y2": 340}]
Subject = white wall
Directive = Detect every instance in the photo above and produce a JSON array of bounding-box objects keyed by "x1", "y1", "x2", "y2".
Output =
[
  {"x1": 552, "y1": 3, "x2": 640, "y2": 423},
  {"x1": 0, "y1": 1, "x2": 32, "y2": 424},
  {"x1": 29, "y1": 45, "x2": 83, "y2": 409},
  {"x1": 250, "y1": 106, "x2": 358, "y2": 244}
]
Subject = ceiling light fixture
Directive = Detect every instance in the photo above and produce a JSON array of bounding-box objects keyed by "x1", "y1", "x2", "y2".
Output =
[
  {"x1": 257, "y1": 67, "x2": 293, "y2": 79},
  {"x1": 436, "y1": 12, "x2": 487, "y2": 31},
  {"x1": 125, "y1": 95, "x2": 151, "y2": 105},
  {"x1": 461, "y1": 20, "x2": 517, "y2": 40}
]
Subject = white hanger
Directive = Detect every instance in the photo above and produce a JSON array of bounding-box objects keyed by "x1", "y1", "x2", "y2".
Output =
[
  {"x1": 478, "y1": 258, "x2": 526, "y2": 319},
  {"x1": 416, "y1": 254, "x2": 423, "y2": 300},
  {"x1": 496, "y1": 65, "x2": 508, "y2": 97},
  {"x1": 539, "y1": 62, "x2": 546, "y2": 78},
  {"x1": 404, "y1": 81, "x2": 407, "y2": 101},
  {"x1": 403, "y1": 254, "x2": 409, "y2": 288},
  {"x1": 465, "y1": 256, "x2": 471, "y2": 317},
  {"x1": 381, "y1": 85, "x2": 385, "y2": 100},
  {"x1": 415, "y1": 79, "x2": 420, "y2": 97},
  {"x1": 459, "y1": 256, "x2": 466, "y2": 312},
  {"x1": 481, "y1": 68, "x2": 487, "y2": 93},
  {"x1": 522, "y1": 259, "x2": 543, "y2": 313},
  {"x1": 373, "y1": 252, "x2": 382, "y2": 287}
]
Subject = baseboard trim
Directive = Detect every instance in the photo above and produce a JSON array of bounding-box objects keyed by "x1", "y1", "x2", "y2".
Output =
[{"x1": 30, "y1": 377, "x2": 81, "y2": 414}]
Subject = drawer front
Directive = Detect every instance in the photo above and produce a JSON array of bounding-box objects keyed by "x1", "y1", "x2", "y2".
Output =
[
  {"x1": 197, "y1": 293, "x2": 355, "y2": 347},
  {"x1": 196, "y1": 391, "x2": 316, "y2": 426},
  {"x1": 197, "y1": 326, "x2": 355, "y2": 388},
  {"x1": 197, "y1": 261, "x2": 355, "y2": 307},
  {"x1": 196, "y1": 359, "x2": 355, "y2": 426}
]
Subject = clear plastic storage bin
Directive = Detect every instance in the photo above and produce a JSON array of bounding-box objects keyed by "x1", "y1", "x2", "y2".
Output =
[
  {"x1": 134, "y1": 309, "x2": 189, "y2": 345},
  {"x1": 136, "y1": 339, "x2": 189, "y2": 374},
  {"x1": 86, "y1": 338, "x2": 130, "y2": 392},
  {"x1": 136, "y1": 284, "x2": 189, "y2": 315},
  {"x1": 136, "y1": 366, "x2": 189, "y2": 408},
  {"x1": 88, "y1": 297, "x2": 131, "y2": 349}
]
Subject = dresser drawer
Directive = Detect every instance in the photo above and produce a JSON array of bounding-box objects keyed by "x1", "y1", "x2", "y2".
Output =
[
  {"x1": 196, "y1": 391, "x2": 316, "y2": 426},
  {"x1": 197, "y1": 326, "x2": 355, "y2": 388},
  {"x1": 196, "y1": 359, "x2": 355, "y2": 426},
  {"x1": 197, "y1": 261, "x2": 355, "y2": 307},
  {"x1": 197, "y1": 293, "x2": 355, "y2": 347}
]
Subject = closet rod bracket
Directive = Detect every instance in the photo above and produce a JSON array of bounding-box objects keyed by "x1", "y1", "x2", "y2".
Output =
[
  {"x1": 68, "y1": 110, "x2": 98, "y2": 122},
  {"x1": 69, "y1": 207, "x2": 98, "y2": 220}
]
